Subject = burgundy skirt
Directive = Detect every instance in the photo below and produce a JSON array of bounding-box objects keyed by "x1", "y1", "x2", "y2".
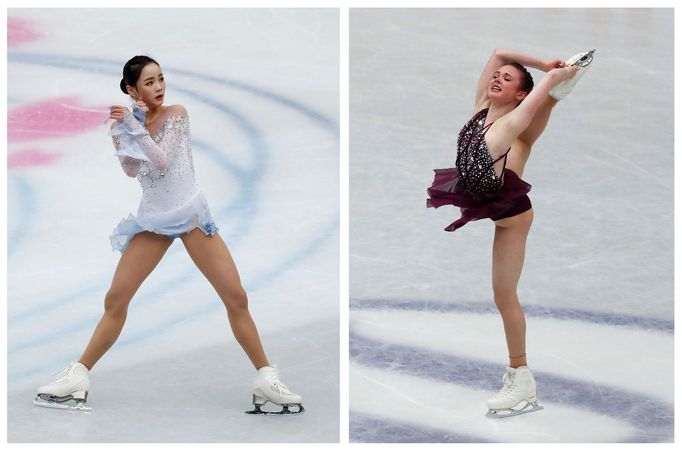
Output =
[{"x1": 426, "y1": 168, "x2": 532, "y2": 231}]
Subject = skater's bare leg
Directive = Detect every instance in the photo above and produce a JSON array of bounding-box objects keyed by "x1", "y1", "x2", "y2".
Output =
[
  {"x1": 492, "y1": 209, "x2": 533, "y2": 369},
  {"x1": 79, "y1": 232, "x2": 173, "y2": 369},
  {"x1": 180, "y1": 228, "x2": 269, "y2": 370}
]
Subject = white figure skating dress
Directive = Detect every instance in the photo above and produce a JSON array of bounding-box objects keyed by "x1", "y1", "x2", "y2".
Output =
[{"x1": 108, "y1": 106, "x2": 217, "y2": 252}]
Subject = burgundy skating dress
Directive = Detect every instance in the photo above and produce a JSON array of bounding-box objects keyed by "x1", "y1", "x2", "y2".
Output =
[{"x1": 427, "y1": 108, "x2": 532, "y2": 231}]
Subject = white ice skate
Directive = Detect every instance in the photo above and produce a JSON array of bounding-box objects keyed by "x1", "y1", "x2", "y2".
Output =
[
  {"x1": 549, "y1": 48, "x2": 596, "y2": 100},
  {"x1": 33, "y1": 362, "x2": 92, "y2": 412},
  {"x1": 485, "y1": 366, "x2": 543, "y2": 419},
  {"x1": 245, "y1": 365, "x2": 304, "y2": 415}
]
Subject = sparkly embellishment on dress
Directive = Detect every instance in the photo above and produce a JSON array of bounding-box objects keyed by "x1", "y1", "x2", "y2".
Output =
[
  {"x1": 108, "y1": 109, "x2": 218, "y2": 253},
  {"x1": 426, "y1": 108, "x2": 532, "y2": 232},
  {"x1": 133, "y1": 114, "x2": 196, "y2": 210},
  {"x1": 455, "y1": 108, "x2": 510, "y2": 194}
]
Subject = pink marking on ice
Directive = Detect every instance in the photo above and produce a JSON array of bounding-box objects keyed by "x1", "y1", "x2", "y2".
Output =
[
  {"x1": 8, "y1": 17, "x2": 45, "y2": 47},
  {"x1": 8, "y1": 149, "x2": 61, "y2": 169},
  {"x1": 8, "y1": 97, "x2": 109, "y2": 142}
]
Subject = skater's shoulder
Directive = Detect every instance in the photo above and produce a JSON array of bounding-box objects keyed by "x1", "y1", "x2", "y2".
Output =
[{"x1": 165, "y1": 104, "x2": 189, "y2": 118}]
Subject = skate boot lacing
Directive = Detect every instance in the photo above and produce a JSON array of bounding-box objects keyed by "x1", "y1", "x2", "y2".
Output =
[
  {"x1": 495, "y1": 372, "x2": 518, "y2": 400},
  {"x1": 50, "y1": 363, "x2": 76, "y2": 382},
  {"x1": 263, "y1": 367, "x2": 294, "y2": 396}
]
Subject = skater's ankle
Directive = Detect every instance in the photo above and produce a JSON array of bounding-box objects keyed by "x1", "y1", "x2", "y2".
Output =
[
  {"x1": 77, "y1": 360, "x2": 93, "y2": 371},
  {"x1": 509, "y1": 354, "x2": 527, "y2": 368}
]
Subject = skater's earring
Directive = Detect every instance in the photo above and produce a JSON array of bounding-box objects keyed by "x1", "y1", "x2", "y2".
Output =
[{"x1": 126, "y1": 86, "x2": 138, "y2": 105}]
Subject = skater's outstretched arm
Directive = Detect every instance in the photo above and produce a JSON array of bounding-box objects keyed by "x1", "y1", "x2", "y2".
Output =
[{"x1": 488, "y1": 66, "x2": 579, "y2": 149}]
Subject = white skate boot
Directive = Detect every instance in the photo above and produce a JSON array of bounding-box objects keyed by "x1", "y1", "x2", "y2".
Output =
[
  {"x1": 33, "y1": 362, "x2": 91, "y2": 411},
  {"x1": 245, "y1": 365, "x2": 304, "y2": 415},
  {"x1": 485, "y1": 366, "x2": 543, "y2": 418},
  {"x1": 549, "y1": 48, "x2": 596, "y2": 100}
]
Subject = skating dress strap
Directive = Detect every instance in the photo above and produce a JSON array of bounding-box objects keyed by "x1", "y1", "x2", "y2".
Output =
[{"x1": 455, "y1": 108, "x2": 511, "y2": 194}]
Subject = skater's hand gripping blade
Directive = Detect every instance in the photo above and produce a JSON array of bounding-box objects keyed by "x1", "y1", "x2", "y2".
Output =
[
  {"x1": 570, "y1": 49, "x2": 596, "y2": 67},
  {"x1": 245, "y1": 403, "x2": 305, "y2": 415},
  {"x1": 33, "y1": 395, "x2": 92, "y2": 412},
  {"x1": 486, "y1": 401, "x2": 543, "y2": 419}
]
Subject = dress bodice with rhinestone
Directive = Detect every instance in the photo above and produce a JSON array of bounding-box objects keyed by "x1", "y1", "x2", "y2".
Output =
[
  {"x1": 112, "y1": 109, "x2": 199, "y2": 212},
  {"x1": 455, "y1": 108, "x2": 510, "y2": 194}
]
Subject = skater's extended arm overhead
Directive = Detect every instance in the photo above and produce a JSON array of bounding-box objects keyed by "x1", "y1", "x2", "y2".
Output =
[
  {"x1": 475, "y1": 48, "x2": 565, "y2": 109},
  {"x1": 486, "y1": 65, "x2": 579, "y2": 152}
]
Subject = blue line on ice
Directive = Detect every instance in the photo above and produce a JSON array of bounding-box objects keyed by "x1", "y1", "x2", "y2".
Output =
[
  {"x1": 350, "y1": 412, "x2": 493, "y2": 443},
  {"x1": 7, "y1": 173, "x2": 36, "y2": 257},
  {"x1": 8, "y1": 106, "x2": 257, "y2": 325},
  {"x1": 8, "y1": 60, "x2": 259, "y2": 324},
  {"x1": 8, "y1": 52, "x2": 338, "y2": 380},
  {"x1": 7, "y1": 52, "x2": 338, "y2": 134},
  {"x1": 350, "y1": 330, "x2": 673, "y2": 442},
  {"x1": 351, "y1": 298, "x2": 673, "y2": 333}
]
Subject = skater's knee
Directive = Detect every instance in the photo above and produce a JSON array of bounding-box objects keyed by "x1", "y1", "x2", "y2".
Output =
[
  {"x1": 493, "y1": 291, "x2": 521, "y2": 315},
  {"x1": 104, "y1": 289, "x2": 131, "y2": 318},
  {"x1": 223, "y1": 286, "x2": 249, "y2": 314}
]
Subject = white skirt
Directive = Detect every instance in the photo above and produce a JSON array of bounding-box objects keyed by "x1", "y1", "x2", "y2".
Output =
[{"x1": 110, "y1": 191, "x2": 218, "y2": 253}]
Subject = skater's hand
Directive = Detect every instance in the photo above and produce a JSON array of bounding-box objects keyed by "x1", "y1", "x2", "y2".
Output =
[
  {"x1": 544, "y1": 59, "x2": 566, "y2": 71},
  {"x1": 109, "y1": 104, "x2": 128, "y2": 122},
  {"x1": 134, "y1": 99, "x2": 149, "y2": 113},
  {"x1": 549, "y1": 65, "x2": 579, "y2": 82}
]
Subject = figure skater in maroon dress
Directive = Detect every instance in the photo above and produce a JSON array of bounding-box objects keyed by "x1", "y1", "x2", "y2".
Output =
[{"x1": 427, "y1": 48, "x2": 594, "y2": 418}]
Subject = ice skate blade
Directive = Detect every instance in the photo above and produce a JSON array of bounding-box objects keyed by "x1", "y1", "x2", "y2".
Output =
[
  {"x1": 33, "y1": 396, "x2": 92, "y2": 412},
  {"x1": 245, "y1": 403, "x2": 305, "y2": 415},
  {"x1": 486, "y1": 401, "x2": 543, "y2": 419},
  {"x1": 568, "y1": 48, "x2": 596, "y2": 67}
]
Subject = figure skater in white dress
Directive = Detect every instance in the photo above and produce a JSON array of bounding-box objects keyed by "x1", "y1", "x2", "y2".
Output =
[{"x1": 34, "y1": 56, "x2": 303, "y2": 415}]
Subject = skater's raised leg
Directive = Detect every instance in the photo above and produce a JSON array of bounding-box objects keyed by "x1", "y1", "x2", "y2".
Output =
[
  {"x1": 549, "y1": 49, "x2": 595, "y2": 100},
  {"x1": 517, "y1": 96, "x2": 559, "y2": 150}
]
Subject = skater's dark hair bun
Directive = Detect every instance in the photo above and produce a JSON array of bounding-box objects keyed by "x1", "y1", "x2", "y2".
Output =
[
  {"x1": 120, "y1": 55, "x2": 159, "y2": 95},
  {"x1": 509, "y1": 62, "x2": 534, "y2": 94}
]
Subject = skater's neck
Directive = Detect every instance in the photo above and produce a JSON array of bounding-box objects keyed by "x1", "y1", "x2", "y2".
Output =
[{"x1": 486, "y1": 102, "x2": 517, "y2": 125}]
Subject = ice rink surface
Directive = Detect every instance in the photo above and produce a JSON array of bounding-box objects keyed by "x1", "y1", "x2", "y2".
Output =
[
  {"x1": 7, "y1": 9, "x2": 339, "y2": 442},
  {"x1": 350, "y1": 8, "x2": 673, "y2": 442}
]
